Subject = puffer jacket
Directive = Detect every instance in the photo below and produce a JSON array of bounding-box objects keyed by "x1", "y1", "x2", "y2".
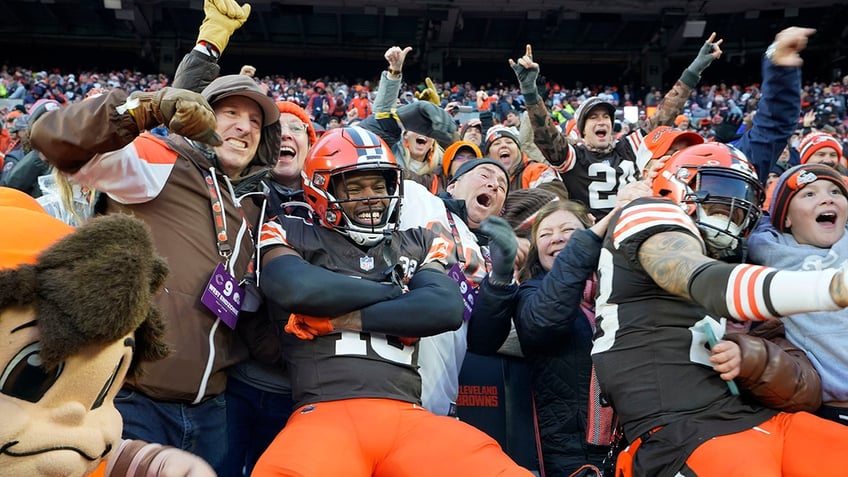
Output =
[
  {"x1": 725, "y1": 319, "x2": 822, "y2": 413},
  {"x1": 515, "y1": 229, "x2": 608, "y2": 476}
]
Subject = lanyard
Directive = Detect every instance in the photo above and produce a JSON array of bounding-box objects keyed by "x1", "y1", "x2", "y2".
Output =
[
  {"x1": 202, "y1": 169, "x2": 232, "y2": 263},
  {"x1": 444, "y1": 209, "x2": 466, "y2": 266}
]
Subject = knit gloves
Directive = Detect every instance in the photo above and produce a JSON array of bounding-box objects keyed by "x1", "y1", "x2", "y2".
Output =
[
  {"x1": 509, "y1": 44, "x2": 540, "y2": 105},
  {"x1": 480, "y1": 216, "x2": 518, "y2": 286},
  {"x1": 681, "y1": 33, "x2": 723, "y2": 88}
]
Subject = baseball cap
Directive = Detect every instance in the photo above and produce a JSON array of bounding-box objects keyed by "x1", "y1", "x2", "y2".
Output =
[
  {"x1": 202, "y1": 74, "x2": 280, "y2": 127},
  {"x1": 644, "y1": 126, "x2": 704, "y2": 159}
]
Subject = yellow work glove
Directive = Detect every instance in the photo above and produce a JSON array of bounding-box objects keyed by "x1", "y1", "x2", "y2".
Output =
[
  {"x1": 415, "y1": 77, "x2": 442, "y2": 106},
  {"x1": 197, "y1": 0, "x2": 252, "y2": 53},
  {"x1": 123, "y1": 87, "x2": 222, "y2": 146}
]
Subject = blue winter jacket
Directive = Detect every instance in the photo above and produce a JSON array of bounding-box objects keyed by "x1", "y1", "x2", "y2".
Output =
[
  {"x1": 734, "y1": 56, "x2": 801, "y2": 184},
  {"x1": 514, "y1": 229, "x2": 608, "y2": 476}
]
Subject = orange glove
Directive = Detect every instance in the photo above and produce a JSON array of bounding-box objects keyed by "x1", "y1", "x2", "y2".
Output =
[
  {"x1": 397, "y1": 336, "x2": 418, "y2": 347},
  {"x1": 285, "y1": 313, "x2": 334, "y2": 340}
]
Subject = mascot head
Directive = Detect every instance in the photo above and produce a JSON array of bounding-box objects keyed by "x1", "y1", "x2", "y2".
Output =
[{"x1": 0, "y1": 187, "x2": 168, "y2": 477}]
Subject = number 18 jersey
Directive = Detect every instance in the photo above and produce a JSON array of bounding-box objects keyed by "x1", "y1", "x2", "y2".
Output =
[{"x1": 259, "y1": 215, "x2": 451, "y2": 408}]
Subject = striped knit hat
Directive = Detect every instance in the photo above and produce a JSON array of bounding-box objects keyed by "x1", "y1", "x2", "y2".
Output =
[
  {"x1": 502, "y1": 188, "x2": 559, "y2": 238},
  {"x1": 799, "y1": 131, "x2": 842, "y2": 164},
  {"x1": 770, "y1": 164, "x2": 848, "y2": 232}
]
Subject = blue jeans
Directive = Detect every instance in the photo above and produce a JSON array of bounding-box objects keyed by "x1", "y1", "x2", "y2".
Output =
[
  {"x1": 222, "y1": 377, "x2": 294, "y2": 477},
  {"x1": 115, "y1": 388, "x2": 227, "y2": 473}
]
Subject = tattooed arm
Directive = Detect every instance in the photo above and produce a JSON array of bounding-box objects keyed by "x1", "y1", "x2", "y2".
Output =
[
  {"x1": 637, "y1": 230, "x2": 714, "y2": 300},
  {"x1": 640, "y1": 229, "x2": 848, "y2": 320}
]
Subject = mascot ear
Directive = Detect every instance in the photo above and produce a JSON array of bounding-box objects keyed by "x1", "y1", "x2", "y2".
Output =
[
  {"x1": 34, "y1": 214, "x2": 170, "y2": 369},
  {"x1": 0, "y1": 189, "x2": 74, "y2": 311}
]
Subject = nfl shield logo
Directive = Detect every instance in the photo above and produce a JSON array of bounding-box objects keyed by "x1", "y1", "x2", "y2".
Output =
[{"x1": 360, "y1": 256, "x2": 375, "y2": 271}]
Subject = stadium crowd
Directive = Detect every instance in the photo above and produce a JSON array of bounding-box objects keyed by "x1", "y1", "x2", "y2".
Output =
[{"x1": 3, "y1": 57, "x2": 848, "y2": 139}]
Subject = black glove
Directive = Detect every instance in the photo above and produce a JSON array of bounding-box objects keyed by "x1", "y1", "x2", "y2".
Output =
[
  {"x1": 480, "y1": 216, "x2": 517, "y2": 285},
  {"x1": 714, "y1": 111, "x2": 743, "y2": 143}
]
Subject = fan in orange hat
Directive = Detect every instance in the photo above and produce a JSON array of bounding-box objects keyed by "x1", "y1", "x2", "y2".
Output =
[{"x1": 637, "y1": 125, "x2": 704, "y2": 179}]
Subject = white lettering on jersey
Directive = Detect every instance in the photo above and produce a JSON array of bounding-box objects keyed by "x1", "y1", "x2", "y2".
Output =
[
  {"x1": 335, "y1": 330, "x2": 415, "y2": 365},
  {"x1": 586, "y1": 161, "x2": 637, "y2": 210}
]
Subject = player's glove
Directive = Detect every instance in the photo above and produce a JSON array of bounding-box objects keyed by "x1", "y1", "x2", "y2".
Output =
[{"x1": 285, "y1": 313, "x2": 334, "y2": 340}]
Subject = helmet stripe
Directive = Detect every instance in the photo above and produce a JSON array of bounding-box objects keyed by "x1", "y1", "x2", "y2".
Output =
[{"x1": 347, "y1": 126, "x2": 384, "y2": 158}]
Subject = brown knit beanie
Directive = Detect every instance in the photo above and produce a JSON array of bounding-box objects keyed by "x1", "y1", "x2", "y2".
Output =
[
  {"x1": 770, "y1": 164, "x2": 848, "y2": 232},
  {"x1": 502, "y1": 188, "x2": 559, "y2": 237}
]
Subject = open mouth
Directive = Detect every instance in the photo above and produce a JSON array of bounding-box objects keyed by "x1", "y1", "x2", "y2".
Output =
[
  {"x1": 416, "y1": 137, "x2": 427, "y2": 146},
  {"x1": 726, "y1": 320, "x2": 749, "y2": 333},
  {"x1": 816, "y1": 212, "x2": 837, "y2": 224},
  {"x1": 594, "y1": 128, "x2": 608, "y2": 139},
  {"x1": 279, "y1": 146, "x2": 296, "y2": 160},
  {"x1": 475, "y1": 193, "x2": 492, "y2": 208}
]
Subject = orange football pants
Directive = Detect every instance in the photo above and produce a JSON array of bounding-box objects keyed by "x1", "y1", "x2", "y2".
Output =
[
  {"x1": 685, "y1": 411, "x2": 848, "y2": 476},
  {"x1": 252, "y1": 398, "x2": 533, "y2": 477}
]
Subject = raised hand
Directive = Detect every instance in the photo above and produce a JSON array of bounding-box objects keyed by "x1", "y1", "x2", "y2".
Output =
[
  {"x1": 385, "y1": 46, "x2": 413, "y2": 75},
  {"x1": 197, "y1": 0, "x2": 252, "y2": 53},
  {"x1": 508, "y1": 44, "x2": 540, "y2": 105},
  {"x1": 239, "y1": 64, "x2": 256, "y2": 77},
  {"x1": 415, "y1": 77, "x2": 442, "y2": 105},
  {"x1": 124, "y1": 87, "x2": 222, "y2": 146},
  {"x1": 687, "y1": 32, "x2": 724, "y2": 77},
  {"x1": 480, "y1": 216, "x2": 518, "y2": 285},
  {"x1": 769, "y1": 27, "x2": 816, "y2": 67}
]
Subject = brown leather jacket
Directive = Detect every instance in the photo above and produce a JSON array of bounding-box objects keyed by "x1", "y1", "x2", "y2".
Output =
[{"x1": 725, "y1": 320, "x2": 822, "y2": 413}]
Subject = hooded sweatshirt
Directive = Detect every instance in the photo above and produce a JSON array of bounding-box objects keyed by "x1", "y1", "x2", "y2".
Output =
[{"x1": 748, "y1": 219, "x2": 848, "y2": 403}]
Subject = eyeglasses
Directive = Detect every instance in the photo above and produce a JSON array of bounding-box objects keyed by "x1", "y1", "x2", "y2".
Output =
[{"x1": 280, "y1": 121, "x2": 308, "y2": 135}]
